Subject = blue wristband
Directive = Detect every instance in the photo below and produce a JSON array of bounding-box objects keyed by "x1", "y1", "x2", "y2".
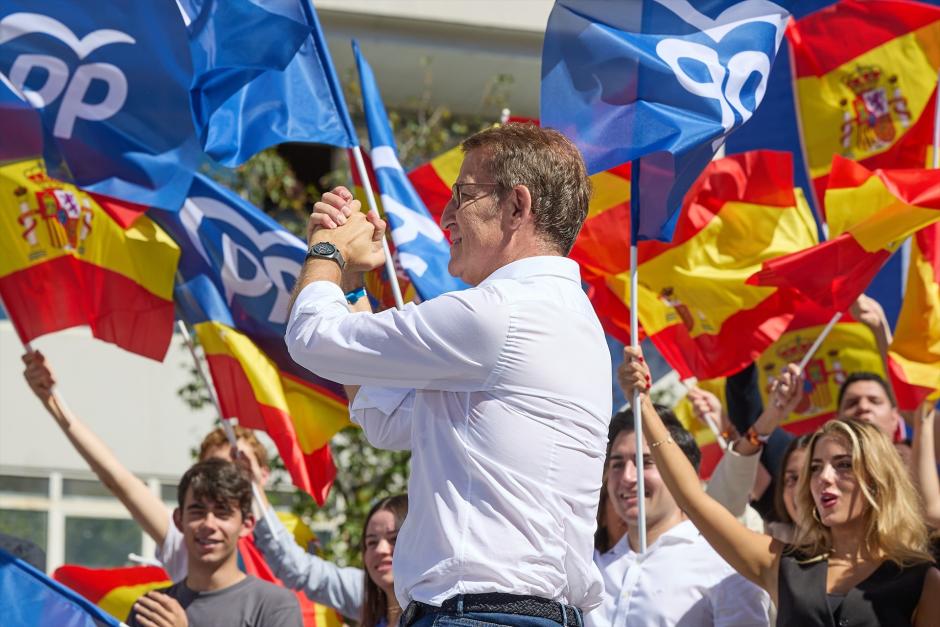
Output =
[{"x1": 345, "y1": 286, "x2": 367, "y2": 304}]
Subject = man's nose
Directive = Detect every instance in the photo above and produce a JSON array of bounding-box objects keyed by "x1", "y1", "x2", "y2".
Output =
[
  {"x1": 440, "y1": 197, "x2": 456, "y2": 228},
  {"x1": 623, "y1": 461, "x2": 638, "y2": 484}
]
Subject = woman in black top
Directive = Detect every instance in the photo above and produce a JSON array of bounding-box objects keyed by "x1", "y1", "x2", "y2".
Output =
[{"x1": 620, "y1": 347, "x2": 940, "y2": 626}]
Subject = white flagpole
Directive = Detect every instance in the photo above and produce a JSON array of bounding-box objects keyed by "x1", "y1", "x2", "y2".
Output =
[
  {"x1": 681, "y1": 377, "x2": 729, "y2": 451},
  {"x1": 350, "y1": 145, "x2": 405, "y2": 310},
  {"x1": 175, "y1": 317, "x2": 277, "y2": 529},
  {"x1": 1, "y1": 294, "x2": 78, "y2": 426},
  {"x1": 933, "y1": 68, "x2": 940, "y2": 169},
  {"x1": 796, "y1": 311, "x2": 843, "y2": 374},
  {"x1": 629, "y1": 243, "x2": 647, "y2": 553}
]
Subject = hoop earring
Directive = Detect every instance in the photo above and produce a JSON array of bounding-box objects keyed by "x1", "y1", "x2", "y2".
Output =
[{"x1": 812, "y1": 507, "x2": 822, "y2": 523}]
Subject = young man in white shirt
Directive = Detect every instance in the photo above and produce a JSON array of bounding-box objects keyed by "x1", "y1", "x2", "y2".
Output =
[
  {"x1": 588, "y1": 407, "x2": 770, "y2": 627},
  {"x1": 286, "y1": 124, "x2": 611, "y2": 627}
]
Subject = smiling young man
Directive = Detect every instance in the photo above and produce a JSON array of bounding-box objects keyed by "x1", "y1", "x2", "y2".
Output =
[
  {"x1": 837, "y1": 372, "x2": 902, "y2": 441},
  {"x1": 127, "y1": 460, "x2": 301, "y2": 627},
  {"x1": 589, "y1": 408, "x2": 770, "y2": 627},
  {"x1": 285, "y1": 124, "x2": 611, "y2": 627}
]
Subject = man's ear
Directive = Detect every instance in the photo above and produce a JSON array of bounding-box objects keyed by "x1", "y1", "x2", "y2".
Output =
[
  {"x1": 503, "y1": 184, "x2": 533, "y2": 231},
  {"x1": 173, "y1": 508, "x2": 183, "y2": 532},
  {"x1": 240, "y1": 512, "x2": 256, "y2": 538}
]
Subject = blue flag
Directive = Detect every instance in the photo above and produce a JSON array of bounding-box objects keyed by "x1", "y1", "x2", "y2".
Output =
[
  {"x1": 352, "y1": 40, "x2": 467, "y2": 300},
  {"x1": 541, "y1": 0, "x2": 790, "y2": 241},
  {"x1": 183, "y1": 0, "x2": 358, "y2": 166},
  {"x1": 0, "y1": 548, "x2": 121, "y2": 627},
  {"x1": 0, "y1": 2, "x2": 200, "y2": 210},
  {"x1": 150, "y1": 174, "x2": 345, "y2": 393}
]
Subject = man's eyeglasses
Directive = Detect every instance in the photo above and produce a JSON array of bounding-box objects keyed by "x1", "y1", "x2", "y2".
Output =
[{"x1": 450, "y1": 182, "x2": 501, "y2": 211}]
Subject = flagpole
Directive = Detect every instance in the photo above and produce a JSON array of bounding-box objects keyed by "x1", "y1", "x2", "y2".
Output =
[
  {"x1": 174, "y1": 316, "x2": 277, "y2": 530},
  {"x1": 629, "y1": 242, "x2": 647, "y2": 553},
  {"x1": 796, "y1": 311, "x2": 843, "y2": 374},
  {"x1": 933, "y1": 67, "x2": 940, "y2": 169},
  {"x1": 350, "y1": 145, "x2": 405, "y2": 310},
  {"x1": 681, "y1": 377, "x2": 729, "y2": 451},
  {"x1": 0, "y1": 294, "x2": 77, "y2": 420}
]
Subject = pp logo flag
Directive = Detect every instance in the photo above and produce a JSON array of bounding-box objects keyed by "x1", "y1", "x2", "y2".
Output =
[
  {"x1": 542, "y1": 0, "x2": 791, "y2": 241},
  {"x1": 0, "y1": 3, "x2": 199, "y2": 210}
]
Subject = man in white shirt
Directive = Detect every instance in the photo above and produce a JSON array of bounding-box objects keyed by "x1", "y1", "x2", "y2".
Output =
[
  {"x1": 589, "y1": 407, "x2": 770, "y2": 627},
  {"x1": 285, "y1": 124, "x2": 611, "y2": 627}
]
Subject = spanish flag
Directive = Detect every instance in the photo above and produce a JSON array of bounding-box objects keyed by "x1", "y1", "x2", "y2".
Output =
[
  {"x1": 788, "y1": 0, "x2": 940, "y2": 211},
  {"x1": 153, "y1": 175, "x2": 349, "y2": 505},
  {"x1": 888, "y1": 223, "x2": 940, "y2": 409},
  {"x1": 0, "y1": 160, "x2": 179, "y2": 361},
  {"x1": 749, "y1": 156, "x2": 940, "y2": 313},
  {"x1": 674, "y1": 304, "x2": 886, "y2": 477},
  {"x1": 757, "y1": 303, "x2": 886, "y2": 435},
  {"x1": 606, "y1": 152, "x2": 819, "y2": 381},
  {"x1": 53, "y1": 565, "x2": 171, "y2": 622}
]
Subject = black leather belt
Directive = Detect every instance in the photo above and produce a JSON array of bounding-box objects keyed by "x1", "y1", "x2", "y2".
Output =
[{"x1": 401, "y1": 593, "x2": 583, "y2": 627}]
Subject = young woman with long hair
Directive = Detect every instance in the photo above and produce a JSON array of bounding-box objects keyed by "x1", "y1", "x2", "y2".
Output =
[
  {"x1": 255, "y1": 494, "x2": 408, "y2": 627},
  {"x1": 620, "y1": 347, "x2": 940, "y2": 626}
]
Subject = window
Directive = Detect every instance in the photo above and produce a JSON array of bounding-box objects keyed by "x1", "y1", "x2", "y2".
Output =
[
  {"x1": 0, "y1": 475, "x2": 49, "y2": 496},
  {"x1": 64, "y1": 517, "x2": 141, "y2": 567},
  {"x1": 0, "y1": 509, "x2": 48, "y2": 570}
]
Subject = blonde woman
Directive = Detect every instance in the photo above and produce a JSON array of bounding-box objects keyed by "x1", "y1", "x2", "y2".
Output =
[{"x1": 620, "y1": 347, "x2": 940, "y2": 627}]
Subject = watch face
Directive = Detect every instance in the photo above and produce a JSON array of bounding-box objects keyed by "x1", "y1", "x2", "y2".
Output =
[{"x1": 312, "y1": 242, "x2": 336, "y2": 256}]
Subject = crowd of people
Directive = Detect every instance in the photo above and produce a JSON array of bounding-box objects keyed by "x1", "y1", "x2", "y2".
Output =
[{"x1": 14, "y1": 124, "x2": 940, "y2": 626}]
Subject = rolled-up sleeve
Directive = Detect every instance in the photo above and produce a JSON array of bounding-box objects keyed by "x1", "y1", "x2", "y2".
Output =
[
  {"x1": 254, "y1": 507, "x2": 364, "y2": 620},
  {"x1": 350, "y1": 387, "x2": 415, "y2": 451},
  {"x1": 286, "y1": 282, "x2": 508, "y2": 391}
]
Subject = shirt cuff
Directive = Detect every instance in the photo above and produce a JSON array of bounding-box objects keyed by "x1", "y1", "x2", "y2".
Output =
[
  {"x1": 351, "y1": 386, "x2": 413, "y2": 416},
  {"x1": 290, "y1": 281, "x2": 346, "y2": 318}
]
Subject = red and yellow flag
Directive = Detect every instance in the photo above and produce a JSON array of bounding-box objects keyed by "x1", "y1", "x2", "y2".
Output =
[
  {"x1": 677, "y1": 303, "x2": 886, "y2": 476},
  {"x1": 788, "y1": 0, "x2": 940, "y2": 211},
  {"x1": 750, "y1": 156, "x2": 940, "y2": 313},
  {"x1": 195, "y1": 320, "x2": 347, "y2": 505},
  {"x1": 53, "y1": 565, "x2": 171, "y2": 622},
  {"x1": 0, "y1": 160, "x2": 179, "y2": 361},
  {"x1": 757, "y1": 303, "x2": 886, "y2": 435},
  {"x1": 888, "y1": 223, "x2": 940, "y2": 409},
  {"x1": 610, "y1": 152, "x2": 818, "y2": 380}
]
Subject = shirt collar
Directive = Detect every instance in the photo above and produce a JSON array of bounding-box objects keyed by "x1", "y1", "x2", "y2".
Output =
[
  {"x1": 479, "y1": 255, "x2": 581, "y2": 286},
  {"x1": 609, "y1": 520, "x2": 700, "y2": 558}
]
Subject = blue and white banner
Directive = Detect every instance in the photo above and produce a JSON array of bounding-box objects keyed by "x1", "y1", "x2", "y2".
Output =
[
  {"x1": 353, "y1": 40, "x2": 467, "y2": 300},
  {"x1": 151, "y1": 174, "x2": 341, "y2": 386},
  {"x1": 183, "y1": 0, "x2": 358, "y2": 166},
  {"x1": 0, "y1": 2, "x2": 199, "y2": 210},
  {"x1": 541, "y1": 0, "x2": 791, "y2": 241}
]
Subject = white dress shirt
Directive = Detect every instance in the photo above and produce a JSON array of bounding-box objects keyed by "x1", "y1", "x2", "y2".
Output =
[
  {"x1": 585, "y1": 520, "x2": 770, "y2": 627},
  {"x1": 286, "y1": 256, "x2": 612, "y2": 611}
]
